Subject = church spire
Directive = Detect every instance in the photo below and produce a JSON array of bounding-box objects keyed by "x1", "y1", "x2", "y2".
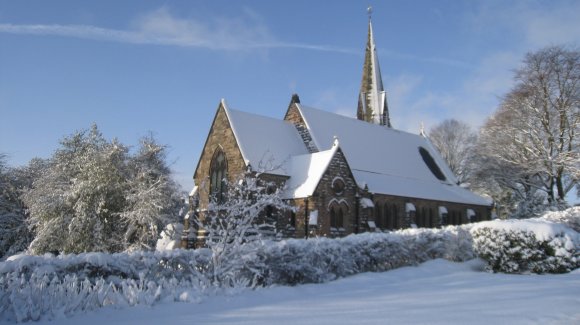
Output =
[{"x1": 357, "y1": 7, "x2": 391, "y2": 128}]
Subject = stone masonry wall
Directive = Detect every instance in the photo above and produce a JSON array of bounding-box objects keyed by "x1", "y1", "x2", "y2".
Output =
[
  {"x1": 284, "y1": 104, "x2": 318, "y2": 153},
  {"x1": 194, "y1": 104, "x2": 247, "y2": 211},
  {"x1": 309, "y1": 148, "x2": 358, "y2": 237},
  {"x1": 369, "y1": 193, "x2": 491, "y2": 230}
]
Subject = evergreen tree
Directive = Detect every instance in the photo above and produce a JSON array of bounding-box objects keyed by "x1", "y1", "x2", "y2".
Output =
[
  {"x1": 24, "y1": 125, "x2": 129, "y2": 253},
  {"x1": 0, "y1": 156, "x2": 49, "y2": 258},
  {"x1": 121, "y1": 134, "x2": 182, "y2": 251}
]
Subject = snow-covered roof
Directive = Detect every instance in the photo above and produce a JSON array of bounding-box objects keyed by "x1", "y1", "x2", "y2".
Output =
[
  {"x1": 223, "y1": 100, "x2": 309, "y2": 176},
  {"x1": 406, "y1": 203, "x2": 416, "y2": 212},
  {"x1": 360, "y1": 198, "x2": 375, "y2": 208},
  {"x1": 439, "y1": 206, "x2": 448, "y2": 215},
  {"x1": 215, "y1": 100, "x2": 489, "y2": 206},
  {"x1": 353, "y1": 170, "x2": 489, "y2": 206},
  {"x1": 189, "y1": 185, "x2": 198, "y2": 197},
  {"x1": 296, "y1": 105, "x2": 489, "y2": 206},
  {"x1": 282, "y1": 141, "x2": 338, "y2": 199}
]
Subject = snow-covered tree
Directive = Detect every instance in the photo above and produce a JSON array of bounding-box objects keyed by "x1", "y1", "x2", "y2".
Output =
[
  {"x1": 197, "y1": 173, "x2": 292, "y2": 286},
  {"x1": 23, "y1": 125, "x2": 129, "y2": 254},
  {"x1": 121, "y1": 135, "x2": 182, "y2": 251},
  {"x1": 474, "y1": 46, "x2": 579, "y2": 216},
  {"x1": 21, "y1": 124, "x2": 183, "y2": 254},
  {"x1": 0, "y1": 156, "x2": 46, "y2": 258},
  {"x1": 428, "y1": 119, "x2": 477, "y2": 185}
]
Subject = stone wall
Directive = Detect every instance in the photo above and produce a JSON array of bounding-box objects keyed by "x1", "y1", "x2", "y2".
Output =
[
  {"x1": 194, "y1": 104, "x2": 247, "y2": 211},
  {"x1": 369, "y1": 193, "x2": 491, "y2": 231},
  {"x1": 307, "y1": 148, "x2": 359, "y2": 238},
  {"x1": 284, "y1": 104, "x2": 318, "y2": 153}
]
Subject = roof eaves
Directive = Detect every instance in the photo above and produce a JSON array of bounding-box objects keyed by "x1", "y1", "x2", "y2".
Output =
[
  {"x1": 220, "y1": 99, "x2": 251, "y2": 167},
  {"x1": 294, "y1": 103, "x2": 322, "y2": 151}
]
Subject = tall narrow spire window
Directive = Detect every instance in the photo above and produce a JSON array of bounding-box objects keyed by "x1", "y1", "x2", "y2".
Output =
[{"x1": 209, "y1": 149, "x2": 228, "y2": 203}]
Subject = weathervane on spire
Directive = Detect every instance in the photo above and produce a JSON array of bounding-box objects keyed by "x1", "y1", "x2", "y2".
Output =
[{"x1": 367, "y1": 6, "x2": 373, "y2": 20}]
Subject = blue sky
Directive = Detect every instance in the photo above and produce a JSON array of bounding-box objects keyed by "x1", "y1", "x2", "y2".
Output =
[{"x1": 1, "y1": 0, "x2": 579, "y2": 191}]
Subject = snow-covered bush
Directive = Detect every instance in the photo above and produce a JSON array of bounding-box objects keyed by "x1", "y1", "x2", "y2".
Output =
[
  {"x1": 0, "y1": 225, "x2": 475, "y2": 322},
  {"x1": 3, "y1": 209, "x2": 577, "y2": 322},
  {"x1": 541, "y1": 207, "x2": 580, "y2": 233},
  {"x1": 199, "y1": 174, "x2": 292, "y2": 287},
  {"x1": 260, "y1": 226, "x2": 475, "y2": 286},
  {"x1": 471, "y1": 218, "x2": 579, "y2": 274},
  {"x1": 0, "y1": 249, "x2": 212, "y2": 322}
]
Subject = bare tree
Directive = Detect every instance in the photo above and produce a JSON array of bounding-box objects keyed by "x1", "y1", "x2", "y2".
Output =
[
  {"x1": 475, "y1": 45, "x2": 579, "y2": 214},
  {"x1": 428, "y1": 119, "x2": 477, "y2": 185}
]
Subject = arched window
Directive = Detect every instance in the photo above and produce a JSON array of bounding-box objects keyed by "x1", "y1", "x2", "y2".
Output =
[
  {"x1": 210, "y1": 149, "x2": 228, "y2": 203},
  {"x1": 330, "y1": 206, "x2": 337, "y2": 229},
  {"x1": 330, "y1": 203, "x2": 347, "y2": 231},
  {"x1": 374, "y1": 203, "x2": 382, "y2": 228},
  {"x1": 417, "y1": 207, "x2": 428, "y2": 228},
  {"x1": 392, "y1": 205, "x2": 399, "y2": 229},
  {"x1": 383, "y1": 203, "x2": 392, "y2": 230},
  {"x1": 289, "y1": 211, "x2": 296, "y2": 228}
]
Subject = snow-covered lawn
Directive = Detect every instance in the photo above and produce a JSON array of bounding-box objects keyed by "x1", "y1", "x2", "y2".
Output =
[{"x1": 37, "y1": 259, "x2": 580, "y2": 325}]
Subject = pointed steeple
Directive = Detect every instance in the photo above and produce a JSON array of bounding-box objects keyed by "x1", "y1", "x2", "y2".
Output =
[{"x1": 357, "y1": 7, "x2": 391, "y2": 128}]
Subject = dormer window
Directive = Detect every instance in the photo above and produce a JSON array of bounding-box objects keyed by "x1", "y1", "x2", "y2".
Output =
[
  {"x1": 418, "y1": 147, "x2": 446, "y2": 181},
  {"x1": 210, "y1": 149, "x2": 228, "y2": 203}
]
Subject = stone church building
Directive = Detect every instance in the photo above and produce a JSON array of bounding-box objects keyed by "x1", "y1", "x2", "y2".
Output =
[{"x1": 182, "y1": 16, "x2": 491, "y2": 247}]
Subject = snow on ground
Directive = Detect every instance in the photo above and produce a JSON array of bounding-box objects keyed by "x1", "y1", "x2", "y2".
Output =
[{"x1": 36, "y1": 259, "x2": 580, "y2": 325}]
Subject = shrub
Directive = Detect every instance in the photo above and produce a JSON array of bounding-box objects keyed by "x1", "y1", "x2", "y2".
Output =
[{"x1": 471, "y1": 219, "x2": 579, "y2": 274}]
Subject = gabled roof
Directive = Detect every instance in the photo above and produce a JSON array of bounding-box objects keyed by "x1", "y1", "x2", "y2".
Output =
[
  {"x1": 282, "y1": 138, "x2": 340, "y2": 199},
  {"x1": 295, "y1": 104, "x2": 489, "y2": 206},
  {"x1": 211, "y1": 99, "x2": 488, "y2": 206},
  {"x1": 222, "y1": 100, "x2": 309, "y2": 176}
]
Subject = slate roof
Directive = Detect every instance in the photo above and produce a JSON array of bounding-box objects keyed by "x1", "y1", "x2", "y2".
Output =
[
  {"x1": 221, "y1": 100, "x2": 490, "y2": 206},
  {"x1": 223, "y1": 100, "x2": 309, "y2": 176}
]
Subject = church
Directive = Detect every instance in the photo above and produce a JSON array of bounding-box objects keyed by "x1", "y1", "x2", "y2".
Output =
[{"x1": 182, "y1": 14, "x2": 491, "y2": 248}]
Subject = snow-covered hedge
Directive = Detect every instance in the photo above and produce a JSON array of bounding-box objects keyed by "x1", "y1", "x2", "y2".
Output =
[
  {"x1": 2, "y1": 208, "x2": 578, "y2": 322},
  {"x1": 260, "y1": 226, "x2": 474, "y2": 285},
  {"x1": 471, "y1": 219, "x2": 579, "y2": 274},
  {"x1": 0, "y1": 226, "x2": 473, "y2": 322},
  {"x1": 541, "y1": 206, "x2": 580, "y2": 233},
  {"x1": 0, "y1": 250, "x2": 213, "y2": 322}
]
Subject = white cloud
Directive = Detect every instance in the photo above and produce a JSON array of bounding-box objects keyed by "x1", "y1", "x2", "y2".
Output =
[
  {"x1": 390, "y1": 1, "x2": 580, "y2": 134},
  {"x1": 518, "y1": 3, "x2": 580, "y2": 48},
  {"x1": 384, "y1": 56, "x2": 514, "y2": 133},
  {"x1": 469, "y1": 0, "x2": 580, "y2": 49},
  {"x1": 0, "y1": 7, "x2": 356, "y2": 53}
]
